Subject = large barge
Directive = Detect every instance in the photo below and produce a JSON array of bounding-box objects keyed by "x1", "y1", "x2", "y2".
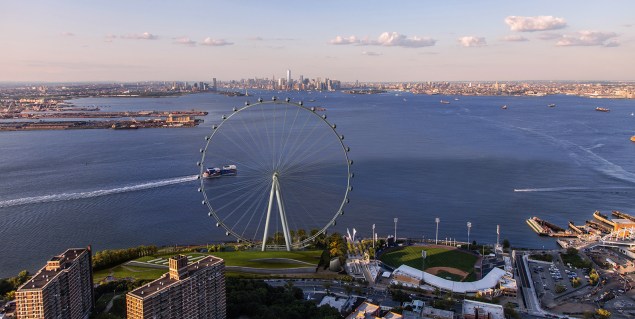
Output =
[{"x1": 612, "y1": 210, "x2": 635, "y2": 222}]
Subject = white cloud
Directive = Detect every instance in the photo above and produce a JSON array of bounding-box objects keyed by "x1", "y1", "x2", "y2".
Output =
[
  {"x1": 201, "y1": 37, "x2": 233, "y2": 46},
  {"x1": 329, "y1": 32, "x2": 436, "y2": 48},
  {"x1": 330, "y1": 35, "x2": 359, "y2": 45},
  {"x1": 505, "y1": 16, "x2": 567, "y2": 32},
  {"x1": 173, "y1": 37, "x2": 196, "y2": 46},
  {"x1": 362, "y1": 51, "x2": 382, "y2": 56},
  {"x1": 121, "y1": 32, "x2": 158, "y2": 40},
  {"x1": 458, "y1": 36, "x2": 487, "y2": 47},
  {"x1": 501, "y1": 34, "x2": 528, "y2": 42},
  {"x1": 61, "y1": 32, "x2": 75, "y2": 37},
  {"x1": 556, "y1": 31, "x2": 618, "y2": 47}
]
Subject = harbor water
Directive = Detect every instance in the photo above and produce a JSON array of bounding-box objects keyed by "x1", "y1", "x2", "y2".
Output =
[{"x1": 1, "y1": 91, "x2": 634, "y2": 277}]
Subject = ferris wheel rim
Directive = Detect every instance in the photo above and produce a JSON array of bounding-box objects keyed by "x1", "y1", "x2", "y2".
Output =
[{"x1": 199, "y1": 98, "x2": 351, "y2": 249}]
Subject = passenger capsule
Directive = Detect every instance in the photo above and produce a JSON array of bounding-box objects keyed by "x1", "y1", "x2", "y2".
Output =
[
  {"x1": 299, "y1": 101, "x2": 303, "y2": 106},
  {"x1": 197, "y1": 187, "x2": 202, "y2": 192},
  {"x1": 332, "y1": 124, "x2": 336, "y2": 129},
  {"x1": 196, "y1": 161, "x2": 201, "y2": 166},
  {"x1": 202, "y1": 200, "x2": 206, "y2": 205},
  {"x1": 245, "y1": 101, "x2": 250, "y2": 106},
  {"x1": 285, "y1": 97, "x2": 290, "y2": 102},
  {"x1": 340, "y1": 135, "x2": 344, "y2": 140},
  {"x1": 322, "y1": 114, "x2": 327, "y2": 119},
  {"x1": 216, "y1": 222, "x2": 220, "y2": 227},
  {"x1": 204, "y1": 136, "x2": 209, "y2": 140},
  {"x1": 221, "y1": 115, "x2": 226, "y2": 120},
  {"x1": 233, "y1": 107, "x2": 237, "y2": 112},
  {"x1": 226, "y1": 231, "x2": 230, "y2": 236},
  {"x1": 311, "y1": 107, "x2": 316, "y2": 112},
  {"x1": 272, "y1": 96, "x2": 277, "y2": 101},
  {"x1": 258, "y1": 98, "x2": 263, "y2": 102}
]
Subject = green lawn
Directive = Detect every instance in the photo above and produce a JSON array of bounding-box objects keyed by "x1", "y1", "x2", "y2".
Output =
[
  {"x1": 145, "y1": 250, "x2": 322, "y2": 269},
  {"x1": 380, "y1": 246, "x2": 477, "y2": 273},
  {"x1": 93, "y1": 265, "x2": 169, "y2": 282},
  {"x1": 93, "y1": 250, "x2": 324, "y2": 283}
]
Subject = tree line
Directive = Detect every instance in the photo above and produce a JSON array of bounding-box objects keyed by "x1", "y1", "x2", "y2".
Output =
[{"x1": 92, "y1": 245, "x2": 158, "y2": 271}]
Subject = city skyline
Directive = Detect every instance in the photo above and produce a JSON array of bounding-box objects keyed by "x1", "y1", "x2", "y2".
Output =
[{"x1": 1, "y1": 1, "x2": 634, "y2": 82}]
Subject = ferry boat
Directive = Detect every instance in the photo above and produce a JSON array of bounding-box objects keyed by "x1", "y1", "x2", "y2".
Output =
[
  {"x1": 202, "y1": 165, "x2": 237, "y2": 178},
  {"x1": 595, "y1": 107, "x2": 610, "y2": 112},
  {"x1": 548, "y1": 103, "x2": 556, "y2": 108},
  {"x1": 440, "y1": 100, "x2": 450, "y2": 104}
]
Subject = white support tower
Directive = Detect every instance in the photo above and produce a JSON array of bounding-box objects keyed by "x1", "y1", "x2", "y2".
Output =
[{"x1": 262, "y1": 172, "x2": 292, "y2": 251}]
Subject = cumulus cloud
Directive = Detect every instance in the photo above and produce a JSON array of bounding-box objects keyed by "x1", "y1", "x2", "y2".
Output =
[
  {"x1": 330, "y1": 35, "x2": 359, "y2": 45},
  {"x1": 458, "y1": 36, "x2": 487, "y2": 47},
  {"x1": 201, "y1": 37, "x2": 233, "y2": 46},
  {"x1": 505, "y1": 16, "x2": 567, "y2": 32},
  {"x1": 362, "y1": 51, "x2": 382, "y2": 56},
  {"x1": 329, "y1": 32, "x2": 436, "y2": 48},
  {"x1": 173, "y1": 37, "x2": 196, "y2": 46},
  {"x1": 121, "y1": 32, "x2": 158, "y2": 40},
  {"x1": 61, "y1": 32, "x2": 75, "y2": 37},
  {"x1": 556, "y1": 31, "x2": 618, "y2": 47},
  {"x1": 501, "y1": 34, "x2": 528, "y2": 42}
]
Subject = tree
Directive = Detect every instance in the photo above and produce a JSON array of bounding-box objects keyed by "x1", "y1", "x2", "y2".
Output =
[
  {"x1": 343, "y1": 284, "x2": 352, "y2": 296},
  {"x1": 322, "y1": 282, "x2": 332, "y2": 294},
  {"x1": 502, "y1": 239, "x2": 510, "y2": 249},
  {"x1": 596, "y1": 308, "x2": 611, "y2": 319},
  {"x1": 503, "y1": 302, "x2": 519, "y2": 319}
]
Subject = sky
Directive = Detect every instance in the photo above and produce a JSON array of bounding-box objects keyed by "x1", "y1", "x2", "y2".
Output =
[{"x1": 1, "y1": 1, "x2": 634, "y2": 82}]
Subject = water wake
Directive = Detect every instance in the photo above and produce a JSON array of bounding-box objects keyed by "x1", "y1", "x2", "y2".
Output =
[
  {"x1": 514, "y1": 186, "x2": 635, "y2": 193},
  {"x1": 0, "y1": 175, "x2": 198, "y2": 209}
]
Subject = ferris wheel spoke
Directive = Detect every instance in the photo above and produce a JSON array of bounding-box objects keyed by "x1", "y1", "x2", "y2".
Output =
[
  {"x1": 243, "y1": 183, "x2": 272, "y2": 242},
  {"x1": 216, "y1": 181, "x2": 268, "y2": 223},
  {"x1": 237, "y1": 110, "x2": 271, "y2": 170},
  {"x1": 276, "y1": 112, "x2": 323, "y2": 172},
  {"x1": 211, "y1": 132, "x2": 269, "y2": 172},
  {"x1": 278, "y1": 125, "x2": 335, "y2": 173},
  {"x1": 224, "y1": 115, "x2": 269, "y2": 170},
  {"x1": 275, "y1": 105, "x2": 300, "y2": 170},
  {"x1": 207, "y1": 176, "x2": 270, "y2": 202},
  {"x1": 230, "y1": 181, "x2": 270, "y2": 238}
]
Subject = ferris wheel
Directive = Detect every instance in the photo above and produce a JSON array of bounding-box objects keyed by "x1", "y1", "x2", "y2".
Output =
[{"x1": 198, "y1": 97, "x2": 352, "y2": 251}]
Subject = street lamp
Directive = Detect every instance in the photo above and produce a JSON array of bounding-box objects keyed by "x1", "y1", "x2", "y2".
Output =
[
  {"x1": 467, "y1": 222, "x2": 472, "y2": 250},
  {"x1": 435, "y1": 218, "x2": 440, "y2": 245},
  {"x1": 372, "y1": 224, "x2": 375, "y2": 251},
  {"x1": 394, "y1": 218, "x2": 398, "y2": 242}
]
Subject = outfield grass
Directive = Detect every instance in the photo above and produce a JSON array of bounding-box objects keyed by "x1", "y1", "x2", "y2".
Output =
[{"x1": 380, "y1": 246, "x2": 477, "y2": 273}]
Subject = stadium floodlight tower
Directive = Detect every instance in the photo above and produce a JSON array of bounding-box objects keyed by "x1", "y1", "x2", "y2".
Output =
[
  {"x1": 435, "y1": 217, "x2": 440, "y2": 244},
  {"x1": 467, "y1": 222, "x2": 472, "y2": 250},
  {"x1": 394, "y1": 218, "x2": 398, "y2": 241}
]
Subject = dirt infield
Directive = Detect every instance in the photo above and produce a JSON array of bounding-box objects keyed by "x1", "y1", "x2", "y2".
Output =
[{"x1": 426, "y1": 266, "x2": 469, "y2": 280}]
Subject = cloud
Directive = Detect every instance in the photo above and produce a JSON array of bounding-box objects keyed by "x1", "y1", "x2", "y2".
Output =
[
  {"x1": 121, "y1": 32, "x2": 158, "y2": 40},
  {"x1": 362, "y1": 51, "x2": 382, "y2": 56},
  {"x1": 330, "y1": 35, "x2": 359, "y2": 45},
  {"x1": 556, "y1": 31, "x2": 618, "y2": 47},
  {"x1": 201, "y1": 37, "x2": 233, "y2": 46},
  {"x1": 501, "y1": 34, "x2": 528, "y2": 42},
  {"x1": 458, "y1": 36, "x2": 487, "y2": 47},
  {"x1": 61, "y1": 32, "x2": 75, "y2": 37},
  {"x1": 329, "y1": 32, "x2": 436, "y2": 48},
  {"x1": 505, "y1": 16, "x2": 567, "y2": 32},
  {"x1": 173, "y1": 37, "x2": 196, "y2": 46}
]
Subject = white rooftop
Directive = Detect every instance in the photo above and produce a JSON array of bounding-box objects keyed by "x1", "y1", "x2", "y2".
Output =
[{"x1": 393, "y1": 265, "x2": 507, "y2": 293}]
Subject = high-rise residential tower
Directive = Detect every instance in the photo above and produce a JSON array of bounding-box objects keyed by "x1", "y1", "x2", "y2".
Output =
[
  {"x1": 126, "y1": 255, "x2": 226, "y2": 319},
  {"x1": 16, "y1": 247, "x2": 94, "y2": 319}
]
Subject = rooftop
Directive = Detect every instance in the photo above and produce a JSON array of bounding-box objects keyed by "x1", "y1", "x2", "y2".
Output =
[
  {"x1": 462, "y1": 300, "x2": 504, "y2": 319},
  {"x1": 128, "y1": 256, "x2": 223, "y2": 299},
  {"x1": 18, "y1": 248, "x2": 88, "y2": 291}
]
